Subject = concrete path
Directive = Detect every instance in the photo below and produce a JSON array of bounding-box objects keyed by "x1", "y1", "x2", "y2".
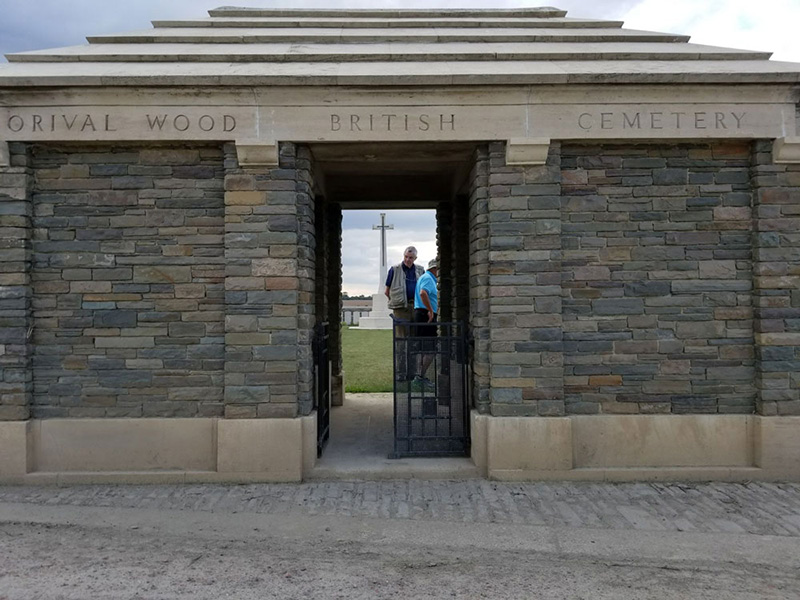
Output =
[{"x1": 313, "y1": 393, "x2": 478, "y2": 479}]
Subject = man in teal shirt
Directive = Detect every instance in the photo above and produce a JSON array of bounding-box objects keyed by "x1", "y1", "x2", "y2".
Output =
[{"x1": 413, "y1": 258, "x2": 438, "y2": 386}]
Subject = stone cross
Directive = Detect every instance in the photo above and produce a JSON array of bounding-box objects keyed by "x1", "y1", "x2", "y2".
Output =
[{"x1": 373, "y1": 212, "x2": 394, "y2": 290}]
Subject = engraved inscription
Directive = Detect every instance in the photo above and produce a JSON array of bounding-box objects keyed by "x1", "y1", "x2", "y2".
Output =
[
  {"x1": 577, "y1": 111, "x2": 746, "y2": 131},
  {"x1": 6, "y1": 113, "x2": 118, "y2": 133},
  {"x1": 3, "y1": 112, "x2": 237, "y2": 134},
  {"x1": 330, "y1": 113, "x2": 456, "y2": 132},
  {"x1": 146, "y1": 114, "x2": 237, "y2": 133}
]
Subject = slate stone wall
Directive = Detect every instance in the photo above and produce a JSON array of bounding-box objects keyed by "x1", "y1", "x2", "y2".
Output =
[
  {"x1": 30, "y1": 144, "x2": 226, "y2": 418},
  {"x1": 560, "y1": 142, "x2": 755, "y2": 415},
  {"x1": 0, "y1": 143, "x2": 32, "y2": 420},
  {"x1": 468, "y1": 146, "x2": 491, "y2": 414},
  {"x1": 752, "y1": 140, "x2": 800, "y2": 416},
  {"x1": 223, "y1": 143, "x2": 316, "y2": 418}
]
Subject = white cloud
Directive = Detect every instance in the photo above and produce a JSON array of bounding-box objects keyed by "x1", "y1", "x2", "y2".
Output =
[
  {"x1": 622, "y1": 0, "x2": 800, "y2": 62},
  {"x1": 342, "y1": 210, "x2": 436, "y2": 296}
]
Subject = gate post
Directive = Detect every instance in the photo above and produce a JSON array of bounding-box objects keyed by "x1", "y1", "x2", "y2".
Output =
[
  {"x1": 218, "y1": 142, "x2": 317, "y2": 480},
  {"x1": 0, "y1": 142, "x2": 32, "y2": 481}
]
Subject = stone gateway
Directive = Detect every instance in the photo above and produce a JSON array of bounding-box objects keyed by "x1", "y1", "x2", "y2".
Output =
[{"x1": 0, "y1": 6, "x2": 799, "y2": 483}]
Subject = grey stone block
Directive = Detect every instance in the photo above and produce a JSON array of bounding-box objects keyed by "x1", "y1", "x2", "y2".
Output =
[{"x1": 592, "y1": 298, "x2": 644, "y2": 315}]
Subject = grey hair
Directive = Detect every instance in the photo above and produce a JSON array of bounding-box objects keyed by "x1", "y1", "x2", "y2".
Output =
[{"x1": 404, "y1": 246, "x2": 418, "y2": 257}]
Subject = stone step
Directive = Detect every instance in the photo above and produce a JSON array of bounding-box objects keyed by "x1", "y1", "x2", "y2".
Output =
[
  {"x1": 10, "y1": 42, "x2": 766, "y2": 64},
  {"x1": 153, "y1": 18, "x2": 624, "y2": 30}
]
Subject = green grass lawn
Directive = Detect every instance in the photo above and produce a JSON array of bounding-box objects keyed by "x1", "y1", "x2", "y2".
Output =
[{"x1": 341, "y1": 325, "x2": 394, "y2": 392}]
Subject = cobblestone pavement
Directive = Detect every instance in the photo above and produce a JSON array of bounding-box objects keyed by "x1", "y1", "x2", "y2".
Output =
[{"x1": 1, "y1": 480, "x2": 799, "y2": 537}]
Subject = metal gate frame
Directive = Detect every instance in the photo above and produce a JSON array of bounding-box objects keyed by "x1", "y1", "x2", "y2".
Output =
[
  {"x1": 313, "y1": 321, "x2": 331, "y2": 457},
  {"x1": 391, "y1": 319, "x2": 470, "y2": 458}
]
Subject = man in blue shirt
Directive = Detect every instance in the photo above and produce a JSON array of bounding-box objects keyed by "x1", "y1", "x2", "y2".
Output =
[{"x1": 413, "y1": 258, "x2": 438, "y2": 386}]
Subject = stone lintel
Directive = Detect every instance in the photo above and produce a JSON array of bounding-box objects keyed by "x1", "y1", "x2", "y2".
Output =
[
  {"x1": 0, "y1": 141, "x2": 9, "y2": 167},
  {"x1": 773, "y1": 137, "x2": 800, "y2": 164},
  {"x1": 505, "y1": 138, "x2": 551, "y2": 166},
  {"x1": 236, "y1": 142, "x2": 279, "y2": 168}
]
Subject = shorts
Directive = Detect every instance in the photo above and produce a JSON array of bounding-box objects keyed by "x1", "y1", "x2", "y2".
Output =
[{"x1": 413, "y1": 309, "x2": 438, "y2": 348}]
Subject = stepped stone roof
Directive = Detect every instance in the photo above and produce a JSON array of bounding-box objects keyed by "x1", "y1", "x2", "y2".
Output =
[{"x1": 1, "y1": 6, "x2": 800, "y2": 86}]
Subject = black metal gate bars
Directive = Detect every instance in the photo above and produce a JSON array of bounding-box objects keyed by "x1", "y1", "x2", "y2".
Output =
[
  {"x1": 391, "y1": 320, "x2": 470, "y2": 458},
  {"x1": 313, "y1": 322, "x2": 331, "y2": 456}
]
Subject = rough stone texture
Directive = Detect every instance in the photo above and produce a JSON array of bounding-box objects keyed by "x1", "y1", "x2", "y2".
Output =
[
  {"x1": 560, "y1": 142, "x2": 755, "y2": 415},
  {"x1": 482, "y1": 142, "x2": 564, "y2": 417},
  {"x1": 436, "y1": 202, "x2": 453, "y2": 324},
  {"x1": 752, "y1": 140, "x2": 800, "y2": 416},
  {"x1": 0, "y1": 143, "x2": 32, "y2": 420},
  {"x1": 452, "y1": 195, "x2": 471, "y2": 326},
  {"x1": 468, "y1": 146, "x2": 491, "y2": 414},
  {"x1": 30, "y1": 144, "x2": 225, "y2": 418},
  {"x1": 223, "y1": 143, "x2": 316, "y2": 419}
]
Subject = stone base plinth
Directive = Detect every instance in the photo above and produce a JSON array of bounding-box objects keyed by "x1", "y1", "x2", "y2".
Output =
[
  {"x1": 471, "y1": 412, "x2": 800, "y2": 482},
  {"x1": 0, "y1": 415, "x2": 317, "y2": 484},
  {"x1": 357, "y1": 293, "x2": 394, "y2": 330},
  {"x1": 357, "y1": 315, "x2": 394, "y2": 329}
]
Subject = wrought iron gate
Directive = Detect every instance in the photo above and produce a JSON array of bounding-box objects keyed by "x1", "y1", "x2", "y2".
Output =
[
  {"x1": 313, "y1": 321, "x2": 330, "y2": 456},
  {"x1": 391, "y1": 319, "x2": 470, "y2": 457}
]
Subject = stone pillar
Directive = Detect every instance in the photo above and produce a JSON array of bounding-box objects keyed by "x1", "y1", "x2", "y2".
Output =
[
  {"x1": 436, "y1": 202, "x2": 453, "y2": 324},
  {"x1": 752, "y1": 140, "x2": 800, "y2": 415},
  {"x1": 0, "y1": 143, "x2": 31, "y2": 421},
  {"x1": 452, "y1": 195, "x2": 471, "y2": 325},
  {"x1": 326, "y1": 204, "x2": 345, "y2": 406},
  {"x1": 468, "y1": 146, "x2": 491, "y2": 414},
  {"x1": 223, "y1": 143, "x2": 316, "y2": 418},
  {"x1": 485, "y1": 141, "x2": 564, "y2": 417}
]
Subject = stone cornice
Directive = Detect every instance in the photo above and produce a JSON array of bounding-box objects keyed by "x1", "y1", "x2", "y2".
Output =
[
  {"x1": 773, "y1": 137, "x2": 800, "y2": 163},
  {"x1": 236, "y1": 143, "x2": 279, "y2": 168},
  {"x1": 506, "y1": 139, "x2": 551, "y2": 166}
]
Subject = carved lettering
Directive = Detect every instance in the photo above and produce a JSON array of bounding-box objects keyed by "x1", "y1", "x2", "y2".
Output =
[
  {"x1": 328, "y1": 112, "x2": 455, "y2": 133},
  {"x1": 623, "y1": 113, "x2": 641, "y2": 129},
  {"x1": 695, "y1": 112, "x2": 707, "y2": 129},
  {"x1": 5, "y1": 113, "x2": 120, "y2": 133},
  {"x1": 199, "y1": 115, "x2": 215, "y2": 132},
  {"x1": 650, "y1": 112, "x2": 663, "y2": 129},
  {"x1": 81, "y1": 115, "x2": 97, "y2": 132},
  {"x1": 576, "y1": 110, "x2": 748, "y2": 132},
  {"x1": 147, "y1": 114, "x2": 168, "y2": 130},
  {"x1": 144, "y1": 113, "x2": 235, "y2": 133},
  {"x1": 7, "y1": 116, "x2": 23, "y2": 132},
  {"x1": 173, "y1": 115, "x2": 190, "y2": 132}
]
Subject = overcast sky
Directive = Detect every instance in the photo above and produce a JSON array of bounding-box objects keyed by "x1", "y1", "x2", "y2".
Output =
[{"x1": 1, "y1": 0, "x2": 799, "y2": 296}]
